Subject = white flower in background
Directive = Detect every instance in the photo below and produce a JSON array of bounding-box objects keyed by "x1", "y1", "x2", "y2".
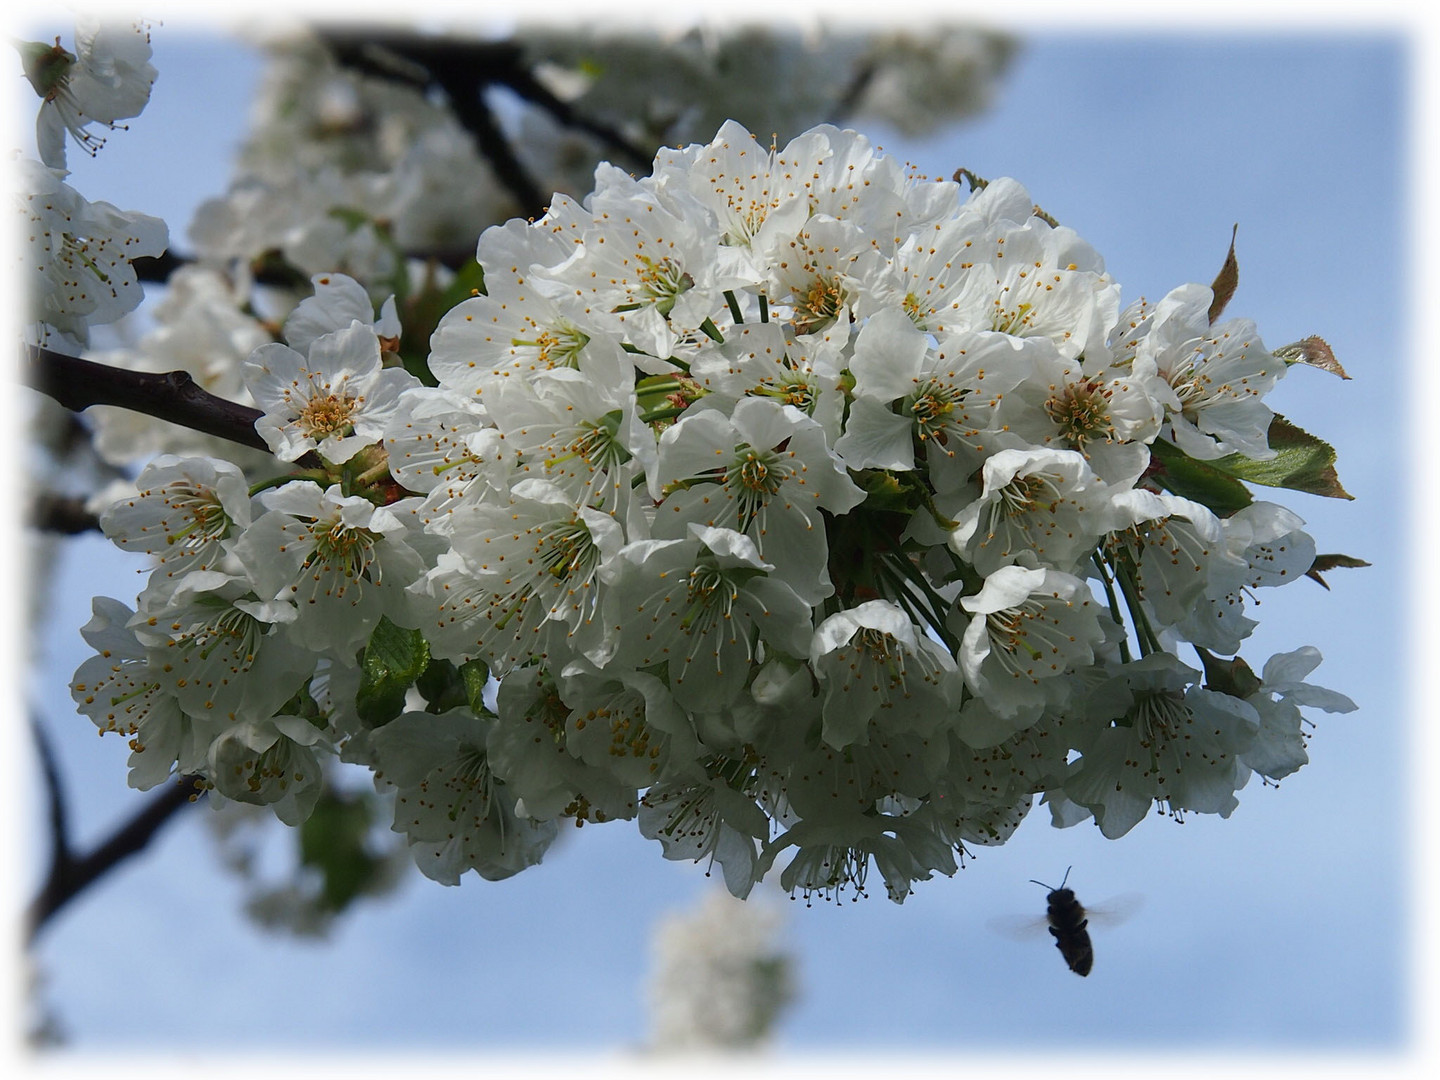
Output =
[
  {"x1": 244, "y1": 319, "x2": 420, "y2": 464},
  {"x1": 689, "y1": 320, "x2": 849, "y2": 440},
  {"x1": 280, "y1": 272, "x2": 402, "y2": 356},
  {"x1": 190, "y1": 169, "x2": 400, "y2": 290},
  {"x1": 17, "y1": 159, "x2": 167, "y2": 346},
  {"x1": 647, "y1": 887, "x2": 792, "y2": 1051},
  {"x1": 380, "y1": 388, "x2": 517, "y2": 531},
  {"x1": 534, "y1": 165, "x2": 747, "y2": 360},
  {"x1": 945, "y1": 199, "x2": 1121, "y2": 361},
  {"x1": 85, "y1": 267, "x2": 272, "y2": 467},
  {"x1": 426, "y1": 209, "x2": 613, "y2": 401},
  {"x1": 486, "y1": 348, "x2": 655, "y2": 521},
  {"x1": 638, "y1": 775, "x2": 772, "y2": 900},
  {"x1": 760, "y1": 811, "x2": 958, "y2": 904},
  {"x1": 990, "y1": 346, "x2": 1162, "y2": 486},
  {"x1": 484, "y1": 661, "x2": 692, "y2": 824},
  {"x1": 21, "y1": 17, "x2": 156, "y2": 169},
  {"x1": 760, "y1": 213, "x2": 876, "y2": 335},
  {"x1": 650, "y1": 119, "x2": 818, "y2": 256},
  {"x1": 1099, "y1": 488, "x2": 1246, "y2": 632},
  {"x1": 834, "y1": 308, "x2": 1034, "y2": 484},
  {"x1": 100, "y1": 456, "x2": 253, "y2": 591},
  {"x1": 854, "y1": 214, "x2": 988, "y2": 329}
]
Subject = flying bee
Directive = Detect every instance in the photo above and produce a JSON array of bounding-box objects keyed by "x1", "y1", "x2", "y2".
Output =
[
  {"x1": 990, "y1": 868, "x2": 1140, "y2": 977},
  {"x1": 1031, "y1": 867, "x2": 1093, "y2": 977}
]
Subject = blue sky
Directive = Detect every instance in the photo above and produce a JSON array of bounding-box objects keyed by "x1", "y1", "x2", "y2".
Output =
[{"x1": 14, "y1": 10, "x2": 1423, "y2": 1068}]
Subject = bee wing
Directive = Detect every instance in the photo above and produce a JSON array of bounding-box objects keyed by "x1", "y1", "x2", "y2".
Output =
[
  {"x1": 1083, "y1": 891, "x2": 1144, "y2": 929},
  {"x1": 987, "y1": 913, "x2": 1052, "y2": 941}
]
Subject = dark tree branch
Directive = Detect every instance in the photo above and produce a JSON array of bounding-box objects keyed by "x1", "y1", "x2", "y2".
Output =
[
  {"x1": 444, "y1": 80, "x2": 549, "y2": 221},
  {"x1": 494, "y1": 62, "x2": 653, "y2": 173},
  {"x1": 26, "y1": 773, "x2": 205, "y2": 944},
  {"x1": 317, "y1": 29, "x2": 653, "y2": 219},
  {"x1": 30, "y1": 715, "x2": 72, "y2": 893},
  {"x1": 28, "y1": 492, "x2": 102, "y2": 535},
  {"x1": 24, "y1": 343, "x2": 271, "y2": 455}
]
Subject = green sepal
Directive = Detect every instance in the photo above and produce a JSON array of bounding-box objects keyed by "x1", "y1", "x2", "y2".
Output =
[
  {"x1": 277, "y1": 682, "x2": 328, "y2": 731},
  {"x1": 355, "y1": 616, "x2": 431, "y2": 728},
  {"x1": 297, "y1": 789, "x2": 384, "y2": 913},
  {"x1": 18, "y1": 39, "x2": 75, "y2": 98},
  {"x1": 1195, "y1": 646, "x2": 1262, "y2": 700},
  {"x1": 853, "y1": 469, "x2": 915, "y2": 513},
  {"x1": 1210, "y1": 414, "x2": 1353, "y2": 501},
  {"x1": 1147, "y1": 439, "x2": 1254, "y2": 517}
]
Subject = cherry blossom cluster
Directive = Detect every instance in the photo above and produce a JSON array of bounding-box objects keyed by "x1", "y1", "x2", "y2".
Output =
[
  {"x1": 16, "y1": 17, "x2": 165, "y2": 349},
  {"x1": 72, "y1": 120, "x2": 1355, "y2": 903}
]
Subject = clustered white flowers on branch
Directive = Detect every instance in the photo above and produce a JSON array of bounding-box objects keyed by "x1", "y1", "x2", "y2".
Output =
[
  {"x1": 69, "y1": 117, "x2": 1358, "y2": 904},
  {"x1": 14, "y1": 18, "x2": 166, "y2": 350}
]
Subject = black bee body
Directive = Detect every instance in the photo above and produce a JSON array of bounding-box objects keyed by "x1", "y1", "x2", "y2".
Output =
[{"x1": 1032, "y1": 867, "x2": 1093, "y2": 977}]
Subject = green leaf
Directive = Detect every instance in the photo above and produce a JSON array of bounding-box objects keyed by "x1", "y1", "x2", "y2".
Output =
[
  {"x1": 461, "y1": 658, "x2": 492, "y2": 717},
  {"x1": 297, "y1": 789, "x2": 383, "y2": 913},
  {"x1": 1305, "y1": 553, "x2": 1371, "y2": 590},
  {"x1": 1147, "y1": 439, "x2": 1254, "y2": 517},
  {"x1": 1208, "y1": 225, "x2": 1239, "y2": 324},
  {"x1": 1211, "y1": 414, "x2": 1353, "y2": 500},
  {"x1": 395, "y1": 258, "x2": 487, "y2": 386},
  {"x1": 1273, "y1": 335, "x2": 1349, "y2": 379},
  {"x1": 355, "y1": 616, "x2": 431, "y2": 728},
  {"x1": 415, "y1": 657, "x2": 467, "y2": 714}
]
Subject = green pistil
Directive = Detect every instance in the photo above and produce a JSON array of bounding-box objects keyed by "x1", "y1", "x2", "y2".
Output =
[
  {"x1": 631, "y1": 255, "x2": 694, "y2": 316},
  {"x1": 307, "y1": 521, "x2": 379, "y2": 582},
  {"x1": 63, "y1": 234, "x2": 112, "y2": 283},
  {"x1": 993, "y1": 300, "x2": 1036, "y2": 335},
  {"x1": 906, "y1": 380, "x2": 963, "y2": 442},
  {"x1": 512, "y1": 320, "x2": 589, "y2": 369},
  {"x1": 726, "y1": 446, "x2": 786, "y2": 530},
  {"x1": 986, "y1": 606, "x2": 1045, "y2": 661},
  {"x1": 446, "y1": 743, "x2": 496, "y2": 824},
  {"x1": 163, "y1": 499, "x2": 229, "y2": 549},
  {"x1": 539, "y1": 519, "x2": 595, "y2": 581}
]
